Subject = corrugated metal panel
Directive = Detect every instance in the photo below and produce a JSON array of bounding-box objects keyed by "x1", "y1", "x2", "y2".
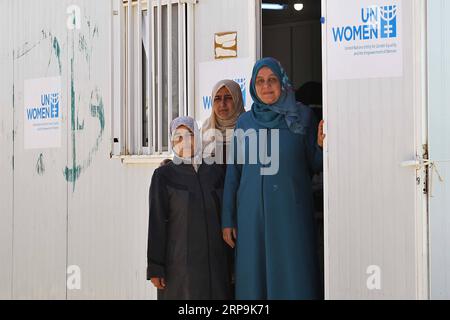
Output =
[
  {"x1": 324, "y1": 0, "x2": 428, "y2": 299},
  {"x1": 0, "y1": 0, "x2": 14, "y2": 300},
  {"x1": 65, "y1": 0, "x2": 154, "y2": 300},
  {"x1": 12, "y1": 0, "x2": 70, "y2": 299},
  {"x1": 2, "y1": 0, "x2": 260, "y2": 300},
  {"x1": 3, "y1": 0, "x2": 156, "y2": 299},
  {"x1": 4, "y1": 0, "x2": 449, "y2": 301},
  {"x1": 428, "y1": 0, "x2": 450, "y2": 300},
  {"x1": 62, "y1": 0, "x2": 156, "y2": 299}
]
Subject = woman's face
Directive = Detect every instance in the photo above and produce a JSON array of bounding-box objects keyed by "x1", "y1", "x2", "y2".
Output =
[
  {"x1": 255, "y1": 67, "x2": 281, "y2": 105},
  {"x1": 172, "y1": 125, "x2": 195, "y2": 158},
  {"x1": 213, "y1": 86, "x2": 234, "y2": 119}
]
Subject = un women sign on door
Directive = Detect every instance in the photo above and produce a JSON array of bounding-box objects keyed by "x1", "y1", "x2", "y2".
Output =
[{"x1": 326, "y1": 0, "x2": 403, "y2": 80}]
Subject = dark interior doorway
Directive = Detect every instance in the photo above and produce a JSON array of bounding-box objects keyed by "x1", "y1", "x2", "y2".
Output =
[{"x1": 262, "y1": 0, "x2": 325, "y2": 297}]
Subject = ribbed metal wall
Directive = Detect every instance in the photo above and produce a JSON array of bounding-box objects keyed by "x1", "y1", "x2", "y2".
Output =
[
  {"x1": 2, "y1": 0, "x2": 449, "y2": 301},
  {"x1": 323, "y1": 0, "x2": 429, "y2": 299},
  {"x1": 0, "y1": 0, "x2": 258, "y2": 300},
  {"x1": 0, "y1": 0, "x2": 14, "y2": 301},
  {"x1": 1, "y1": 0, "x2": 156, "y2": 299}
]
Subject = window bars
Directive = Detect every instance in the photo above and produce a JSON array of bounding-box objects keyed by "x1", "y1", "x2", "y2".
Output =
[{"x1": 113, "y1": 0, "x2": 194, "y2": 156}]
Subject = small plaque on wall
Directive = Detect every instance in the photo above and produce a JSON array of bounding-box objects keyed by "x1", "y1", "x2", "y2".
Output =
[{"x1": 214, "y1": 31, "x2": 238, "y2": 59}]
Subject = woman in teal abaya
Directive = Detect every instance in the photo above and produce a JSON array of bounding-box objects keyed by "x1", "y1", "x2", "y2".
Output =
[{"x1": 222, "y1": 58, "x2": 326, "y2": 300}]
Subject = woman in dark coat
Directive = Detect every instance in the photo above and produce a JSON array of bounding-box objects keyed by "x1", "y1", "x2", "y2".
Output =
[
  {"x1": 222, "y1": 58, "x2": 326, "y2": 300},
  {"x1": 147, "y1": 116, "x2": 232, "y2": 300}
]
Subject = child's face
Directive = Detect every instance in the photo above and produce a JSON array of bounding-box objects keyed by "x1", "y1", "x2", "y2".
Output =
[{"x1": 172, "y1": 125, "x2": 195, "y2": 158}]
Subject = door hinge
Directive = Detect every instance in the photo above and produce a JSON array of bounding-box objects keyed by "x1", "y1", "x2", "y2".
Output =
[{"x1": 12, "y1": 155, "x2": 14, "y2": 170}]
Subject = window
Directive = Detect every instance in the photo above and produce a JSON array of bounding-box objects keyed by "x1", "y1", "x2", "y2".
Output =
[{"x1": 112, "y1": 0, "x2": 195, "y2": 157}]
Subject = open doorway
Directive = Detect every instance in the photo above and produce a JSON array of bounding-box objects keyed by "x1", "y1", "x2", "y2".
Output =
[{"x1": 261, "y1": 0, "x2": 324, "y2": 296}]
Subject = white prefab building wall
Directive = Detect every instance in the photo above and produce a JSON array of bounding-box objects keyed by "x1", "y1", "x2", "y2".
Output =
[{"x1": 0, "y1": 0, "x2": 449, "y2": 300}]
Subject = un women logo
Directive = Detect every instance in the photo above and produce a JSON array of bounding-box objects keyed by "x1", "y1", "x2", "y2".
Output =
[
  {"x1": 380, "y1": 5, "x2": 397, "y2": 39},
  {"x1": 49, "y1": 93, "x2": 60, "y2": 118},
  {"x1": 234, "y1": 78, "x2": 247, "y2": 106}
]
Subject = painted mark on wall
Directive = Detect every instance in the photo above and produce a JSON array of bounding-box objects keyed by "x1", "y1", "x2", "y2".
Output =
[
  {"x1": 15, "y1": 30, "x2": 62, "y2": 76},
  {"x1": 67, "y1": 5, "x2": 82, "y2": 30},
  {"x1": 36, "y1": 153, "x2": 45, "y2": 176},
  {"x1": 13, "y1": 14, "x2": 103, "y2": 190},
  {"x1": 63, "y1": 17, "x2": 104, "y2": 191},
  {"x1": 63, "y1": 46, "x2": 82, "y2": 188},
  {"x1": 15, "y1": 31, "x2": 49, "y2": 60},
  {"x1": 78, "y1": 16, "x2": 99, "y2": 79},
  {"x1": 80, "y1": 88, "x2": 105, "y2": 170},
  {"x1": 52, "y1": 37, "x2": 62, "y2": 75}
]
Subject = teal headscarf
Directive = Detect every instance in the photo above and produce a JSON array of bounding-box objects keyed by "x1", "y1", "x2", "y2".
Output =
[{"x1": 250, "y1": 57, "x2": 310, "y2": 135}]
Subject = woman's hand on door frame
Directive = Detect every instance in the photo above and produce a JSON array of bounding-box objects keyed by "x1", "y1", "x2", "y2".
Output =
[{"x1": 318, "y1": 120, "x2": 326, "y2": 148}]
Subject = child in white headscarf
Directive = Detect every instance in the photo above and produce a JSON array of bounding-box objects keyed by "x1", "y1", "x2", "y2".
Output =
[{"x1": 147, "y1": 116, "x2": 233, "y2": 300}]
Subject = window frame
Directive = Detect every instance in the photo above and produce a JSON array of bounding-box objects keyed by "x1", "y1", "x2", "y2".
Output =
[{"x1": 111, "y1": 0, "x2": 195, "y2": 161}]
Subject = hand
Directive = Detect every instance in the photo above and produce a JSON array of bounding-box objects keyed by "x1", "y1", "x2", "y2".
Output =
[
  {"x1": 223, "y1": 228, "x2": 237, "y2": 248},
  {"x1": 318, "y1": 120, "x2": 326, "y2": 148},
  {"x1": 151, "y1": 277, "x2": 166, "y2": 290}
]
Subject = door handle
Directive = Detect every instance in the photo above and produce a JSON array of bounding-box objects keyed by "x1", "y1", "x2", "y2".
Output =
[
  {"x1": 400, "y1": 160, "x2": 423, "y2": 169},
  {"x1": 401, "y1": 158, "x2": 449, "y2": 197}
]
